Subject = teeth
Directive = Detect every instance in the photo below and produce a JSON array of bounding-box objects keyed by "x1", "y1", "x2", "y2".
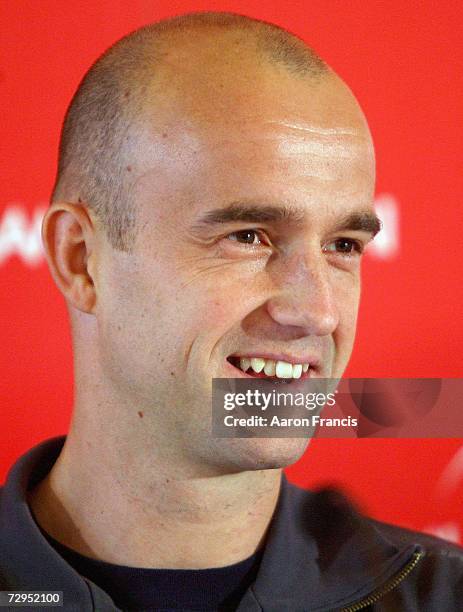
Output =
[
  {"x1": 250, "y1": 357, "x2": 266, "y2": 373},
  {"x1": 236, "y1": 357, "x2": 310, "y2": 378},
  {"x1": 263, "y1": 359, "x2": 276, "y2": 376},
  {"x1": 240, "y1": 357, "x2": 251, "y2": 371},
  {"x1": 275, "y1": 361, "x2": 293, "y2": 378}
]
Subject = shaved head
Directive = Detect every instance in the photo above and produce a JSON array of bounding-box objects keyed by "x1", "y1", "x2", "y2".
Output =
[
  {"x1": 52, "y1": 12, "x2": 329, "y2": 250},
  {"x1": 39, "y1": 7, "x2": 377, "y2": 515}
]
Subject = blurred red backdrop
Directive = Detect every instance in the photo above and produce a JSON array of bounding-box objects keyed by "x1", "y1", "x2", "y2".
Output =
[{"x1": 1, "y1": 1, "x2": 462, "y2": 542}]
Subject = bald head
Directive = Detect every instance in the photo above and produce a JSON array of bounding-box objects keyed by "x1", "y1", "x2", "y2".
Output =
[
  {"x1": 42, "y1": 11, "x2": 377, "y2": 482},
  {"x1": 52, "y1": 12, "x2": 330, "y2": 250}
]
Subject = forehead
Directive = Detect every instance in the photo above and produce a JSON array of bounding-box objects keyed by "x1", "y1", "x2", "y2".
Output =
[
  {"x1": 131, "y1": 68, "x2": 375, "y2": 230},
  {"x1": 144, "y1": 49, "x2": 369, "y2": 131}
]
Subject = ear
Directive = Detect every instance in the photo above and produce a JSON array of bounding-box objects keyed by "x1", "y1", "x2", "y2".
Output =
[{"x1": 42, "y1": 202, "x2": 98, "y2": 314}]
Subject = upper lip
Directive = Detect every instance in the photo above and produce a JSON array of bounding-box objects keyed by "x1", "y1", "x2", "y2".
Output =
[{"x1": 227, "y1": 352, "x2": 321, "y2": 368}]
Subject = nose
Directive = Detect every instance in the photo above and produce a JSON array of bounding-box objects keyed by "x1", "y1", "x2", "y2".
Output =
[{"x1": 265, "y1": 250, "x2": 340, "y2": 337}]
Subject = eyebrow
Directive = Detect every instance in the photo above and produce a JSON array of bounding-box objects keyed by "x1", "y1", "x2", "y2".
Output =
[
  {"x1": 192, "y1": 202, "x2": 382, "y2": 237},
  {"x1": 333, "y1": 211, "x2": 382, "y2": 236},
  {"x1": 194, "y1": 203, "x2": 305, "y2": 226}
]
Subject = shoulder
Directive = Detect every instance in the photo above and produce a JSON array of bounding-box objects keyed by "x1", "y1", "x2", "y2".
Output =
[
  {"x1": 372, "y1": 518, "x2": 463, "y2": 557},
  {"x1": 285, "y1": 477, "x2": 463, "y2": 562},
  {"x1": 371, "y1": 517, "x2": 463, "y2": 561},
  {"x1": 369, "y1": 519, "x2": 463, "y2": 609},
  {"x1": 278, "y1": 479, "x2": 463, "y2": 609}
]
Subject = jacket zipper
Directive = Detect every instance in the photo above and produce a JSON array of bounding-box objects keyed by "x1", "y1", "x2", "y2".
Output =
[{"x1": 340, "y1": 549, "x2": 424, "y2": 611}]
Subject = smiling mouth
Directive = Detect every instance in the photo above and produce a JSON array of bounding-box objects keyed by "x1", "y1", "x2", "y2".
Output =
[{"x1": 226, "y1": 355, "x2": 314, "y2": 380}]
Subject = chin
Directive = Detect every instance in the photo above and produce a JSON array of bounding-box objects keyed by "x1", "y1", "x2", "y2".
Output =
[{"x1": 215, "y1": 436, "x2": 312, "y2": 472}]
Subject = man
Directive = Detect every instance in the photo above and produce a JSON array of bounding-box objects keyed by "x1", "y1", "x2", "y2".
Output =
[{"x1": 1, "y1": 11, "x2": 462, "y2": 611}]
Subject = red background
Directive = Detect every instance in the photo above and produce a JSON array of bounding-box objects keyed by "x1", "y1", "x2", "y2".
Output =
[{"x1": 1, "y1": 1, "x2": 462, "y2": 542}]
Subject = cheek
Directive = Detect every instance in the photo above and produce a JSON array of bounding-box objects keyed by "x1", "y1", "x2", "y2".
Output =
[
  {"x1": 99, "y1": 272, "x2": 234, "y2": 378},
  {"x1": 208, "y1": 299, "x2": 235, "y2": 327},
  {"x1": 94, "y1": 256, "x2": 175, "y2": 386},
  {"x1": 96, "y1": 289, "x2": 160, "y2": 387},
  {"x1": 333, "y1": 272, "x2": 361, "y2": 342},
  {"x1": 177, "y1": 290, "x2": 246, "y2": 368}
]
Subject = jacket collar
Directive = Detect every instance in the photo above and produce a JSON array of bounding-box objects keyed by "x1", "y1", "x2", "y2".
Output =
[
  {"x1": 0, "y1": 436, "x2": 116, "y2": 609},
  {"x1": 240, "y1": 474, "x2": 417, "y2": 611}
]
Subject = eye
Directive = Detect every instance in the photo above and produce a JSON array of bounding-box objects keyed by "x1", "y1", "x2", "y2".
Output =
[
  {"x1": 226, "y1": 229, "x2": 269, "y2": 246},
  {"x1": 323, "y1": 238, "x2": 364, "y2": 255}
]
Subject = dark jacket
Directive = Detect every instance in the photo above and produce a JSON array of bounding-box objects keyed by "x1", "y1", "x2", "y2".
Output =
[{"x1": 1, "y1": 436, "x2": 462, "y2": 611}]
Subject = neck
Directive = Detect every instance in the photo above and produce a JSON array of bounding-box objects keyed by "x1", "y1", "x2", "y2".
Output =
[{"x1": 28, "y1": 424, "x2": 282, "y2": 569}]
